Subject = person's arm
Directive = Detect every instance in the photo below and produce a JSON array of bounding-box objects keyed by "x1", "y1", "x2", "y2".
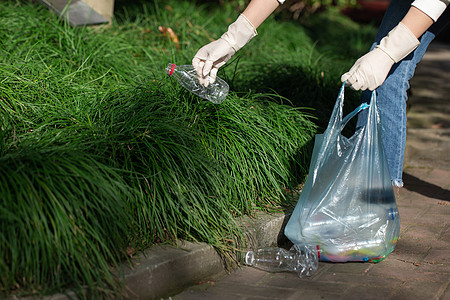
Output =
[
  {"x1": 192, "y1": 0, "x2": 282, "y2": 83},
  {"x1": 341, "y1": 6, "x2": 441, "y2": 91},
  {"x1": 401, "y1": 7, "x2": 433, "y2": 38},
  {"x1": 242, "y1": 0, "x2": 280, "y2": 28},
  {"x1": 411, "y1": 0, "x2": 450, "y2": 22}
]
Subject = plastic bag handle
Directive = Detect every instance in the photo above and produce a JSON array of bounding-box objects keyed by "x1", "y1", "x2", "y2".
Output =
[
  {"x1": 326, "y1": 83, "x2": 375, "y2": 134},
  {"x1": 339, "y1": 102, "x2": 370, "y2": 132}
]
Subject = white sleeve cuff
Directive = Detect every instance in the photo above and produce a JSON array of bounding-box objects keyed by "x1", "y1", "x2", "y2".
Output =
[{"x1": 412, "y1": 0, "x2": 449, "y2": 21}]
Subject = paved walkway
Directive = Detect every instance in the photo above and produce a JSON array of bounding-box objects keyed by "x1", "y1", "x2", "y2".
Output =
[{"x1": 173, "y1": 42, "x2": 450, "y2": 300}]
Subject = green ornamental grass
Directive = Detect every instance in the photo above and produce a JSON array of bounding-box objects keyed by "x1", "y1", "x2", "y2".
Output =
[{"x1": 0, "y1": 0, "x2": 376, "y2": 297}]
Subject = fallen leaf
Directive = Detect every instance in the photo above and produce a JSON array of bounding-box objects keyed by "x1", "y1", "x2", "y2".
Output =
[
  {"x1": 431, "y1": 122, "x2": 444, "y2": 129},
  {"x1": 158, "y1": 26, "x2": 179, "y2": 48},
  {"x1": 127, "y1": 246, "x2": 136, "y2": 257},
  {"x1": 195, "y1": 279, "x2": 216, "y2": 286}
]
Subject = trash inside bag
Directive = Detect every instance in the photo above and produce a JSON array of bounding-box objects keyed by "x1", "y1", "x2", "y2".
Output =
[{"x1": 285, "y1": 83, "x2": 400, "y2": 263}]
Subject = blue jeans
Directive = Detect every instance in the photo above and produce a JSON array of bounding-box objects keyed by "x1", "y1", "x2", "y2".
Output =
[{"x1": 356, "y1": 1, "x2": 450, "y2": 187}]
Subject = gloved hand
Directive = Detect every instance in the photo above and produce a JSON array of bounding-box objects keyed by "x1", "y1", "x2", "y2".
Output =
[
  {"x1": 192, "y1": 14, "x2": 257, "y2": 85},
  {"x1": 341, "y1": 23, "x2": 420, "y2": 91}
]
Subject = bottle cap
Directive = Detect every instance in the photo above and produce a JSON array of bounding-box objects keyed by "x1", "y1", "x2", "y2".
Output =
[
  {"x1": 244, "y1": 251, "x2": 255, "y2": 265},
  {"x1": 165, "y1": 63, "x2": 176, "y2": 76}
]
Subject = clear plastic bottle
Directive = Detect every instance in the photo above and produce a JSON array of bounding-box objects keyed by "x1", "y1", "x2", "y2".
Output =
[
  {"x1": 165, "y1": 63, "x2": 229, "y2": 104},
  {"x1": 244, "y1": 244, "x2": 319, "y2": 278}
]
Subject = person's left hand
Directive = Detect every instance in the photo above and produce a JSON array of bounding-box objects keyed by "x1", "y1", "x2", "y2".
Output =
[
  {"x1": 341, "y1": 48, "x2": 395, "y2": 91},
  {"x1": 341, "y1": 22, "x2": 420, "y2": 91}
]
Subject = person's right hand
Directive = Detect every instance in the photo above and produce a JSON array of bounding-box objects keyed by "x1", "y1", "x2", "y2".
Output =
[
  {"x1": 192, "y1": 14, "x2": 257, "y2": 84},
  {"x1": 192, "y1": 39, "x2": 235, "y2": 85}
]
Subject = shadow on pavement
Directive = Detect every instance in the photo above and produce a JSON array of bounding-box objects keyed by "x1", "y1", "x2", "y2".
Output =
[{"x1": 402, "y1": 172, "x2": 450, "y2": 202}]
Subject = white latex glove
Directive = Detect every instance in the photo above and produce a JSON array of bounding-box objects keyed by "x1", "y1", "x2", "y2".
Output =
[
  {"x1": 192, "y1": 14, "x2": 257, "y2": 85},
  {"x1": 341, "y1": 23, "x2": 420, "y2": 91}
]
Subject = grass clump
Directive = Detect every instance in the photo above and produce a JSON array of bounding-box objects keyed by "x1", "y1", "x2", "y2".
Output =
[
  {"x1": 0, "y1": 152, "x2": 132, "y2": 298},
  {"x1": 0, "y1": 0, "x2": 376, "y2": 297}
]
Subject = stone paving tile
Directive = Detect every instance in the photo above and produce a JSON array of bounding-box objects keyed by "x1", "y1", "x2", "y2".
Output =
[
  {"x1": 414, "y1": 261, "x2": 450, "y2": 274},
  {"x1": 391, "y1": 280, "x2": 448, "y2": 300},
  {"x1": 424, "y1": 248, "x2": 450, "y2": 264},
  {"x1": 442, "y1": 283, "x2": 450, "y2": 300},
  {"x1": 397, "y1": 198, "x2": 433, "y2": 212},
  {"x1": 397, "y1": 199, "x2": 436, "y2": 216},
  {"x1": 426, "y1": 203, "x2": 450, "y2": 218},
  {"x1": 400, "y1": 221, "x2": 444, "y2": 238},
  {"x1": 261, "y1": 272, "x2": 351, "y2": 300},
  {"x1": 289, "y1": 289, "x2": 348, "y2": 300},
  {"x1": 172, "y1": 289, "x2": 230, "y2": 300},
  {"x1": 397, "y1": 204, "x2": 429, "y2": 221},
  {"x1": 259, "y1": 271, "x2": 349, "y2": 291},
  {"x1": 324, "y1": 261, "x2": 372, "y2": 274},
  {"x1": 391, "y1": 239, "x2": 430, "y2": 263},
  {"x1": 401, "y1": 168, "x2": 450, "y2": 201},
  {"x1": 419, "y1": 248, "x2": 450, "y2": 273},
  {"x1": 316, "y1": 271, "x2": 404, "y2": 288},
  {"x1": 218, "y1": 267, "x2": 268, "y2": 285},
  {"x1": 394, "y1": 236, "x2": 431, "y2": 252},
  {"x1": 440, "y1": 225, "x2": 450, "y2": 241},
  {"x1": 398, "y1": 190, "x2": 442, "y2": 207},
  {"x1": 426, "y1": 168, "x2": 450, "y2": 187},
  {"x1": 341, "y1": 284, "x2": 398, "y2": 300},
  {"x1": 367, "y1": 257, "x2": 448, "y2": 283},
  {"x1": 198, "y1": 280, "x2": 298, "y2": 299}
]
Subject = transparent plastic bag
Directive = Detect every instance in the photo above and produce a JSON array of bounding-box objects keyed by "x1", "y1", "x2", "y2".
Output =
[{"x1": 285, "y1": 83, "x2": 400, "y2": 263}]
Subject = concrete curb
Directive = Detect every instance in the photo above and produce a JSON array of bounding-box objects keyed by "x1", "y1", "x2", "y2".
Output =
[
  {"x1": 120, "y1": 241, "x2": 225, "y2": 299},
  {"x1": 120, "y1": 211, "x2": 290, "y2": 299},
  {"x1": 21, "y1": 211, "x2": 290, "y2": 300}
]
